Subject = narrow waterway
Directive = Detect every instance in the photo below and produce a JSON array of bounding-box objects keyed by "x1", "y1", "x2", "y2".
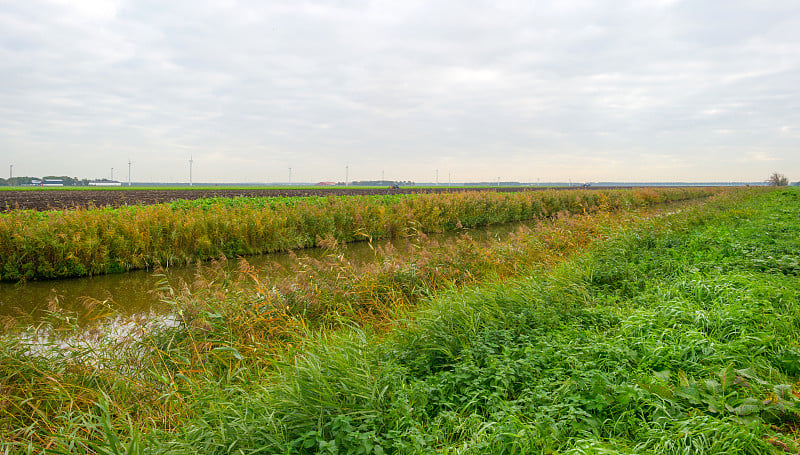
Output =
[
  {"x1": 0, "y1": 222, "x2": 528, "y2": 322},
  {"x1": 0, "y1": 195, "x2": 709, "y2": 326}
]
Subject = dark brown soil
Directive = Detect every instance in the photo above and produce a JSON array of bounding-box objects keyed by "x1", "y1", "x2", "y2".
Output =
[{"x1": 0, "y1": 186, "x2": 607, "y2": 212}]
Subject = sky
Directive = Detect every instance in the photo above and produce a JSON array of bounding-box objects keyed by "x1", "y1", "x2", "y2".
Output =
[{"x1": 1, "y1": 0, "x2": 799, "y2": 184}]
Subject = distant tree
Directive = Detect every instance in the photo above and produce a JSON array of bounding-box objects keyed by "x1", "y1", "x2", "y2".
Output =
[
  {"x1": 7, "y1": 176, "x2": 37, "y2": 186},
  {"x1": 767, "y1": 172, "x2": 789, "y2": 186}
]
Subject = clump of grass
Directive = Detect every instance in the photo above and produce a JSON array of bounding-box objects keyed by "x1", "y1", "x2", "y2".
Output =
[{"x1": 0, "y1": 308, "x2": 192, "y2": 452}]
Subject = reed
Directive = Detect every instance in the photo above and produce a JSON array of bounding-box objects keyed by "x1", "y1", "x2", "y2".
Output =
[{"x1": 0, "y1": 188, "x2": 720, "y2": 281}]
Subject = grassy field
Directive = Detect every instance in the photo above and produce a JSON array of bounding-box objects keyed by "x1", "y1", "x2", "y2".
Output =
[
  {"x1": 2, "y1": 187, "x2": 798, "y2": 453},
  {"x1": 0, "y1": 187, "x2": 715, "y2": 281}
]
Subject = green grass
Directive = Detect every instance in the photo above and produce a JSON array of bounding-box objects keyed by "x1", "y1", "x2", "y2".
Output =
[
  {"x1": 150, "y1": 188, "x2": 799, "y2": 453},
  {"x1": 3, "y1": 187, "x2": 798, "y2": 453}
]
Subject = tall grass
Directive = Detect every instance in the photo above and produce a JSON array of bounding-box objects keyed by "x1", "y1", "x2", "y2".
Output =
[
  {"x1": 0, "y1": 194, "x2": 708, "y2": 450},
  {"x1": 0, "y1": 188, "x2": 719, "y2": 281},
  {"x1": 138, "y1": 187, "x2": 797, "y2": 454},
  {"x1": 6, "y1": 187, "x2": 795, "y2": 453}
]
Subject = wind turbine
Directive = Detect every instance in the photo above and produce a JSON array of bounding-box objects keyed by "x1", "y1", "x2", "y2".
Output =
[{"x1": 189, "y1": 156, "x2": 194, "y2": 186}]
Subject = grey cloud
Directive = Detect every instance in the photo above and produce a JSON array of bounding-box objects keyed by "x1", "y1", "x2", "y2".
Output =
[{"x1": 1, "y1": 0, "x2": 799, "y2": 182}]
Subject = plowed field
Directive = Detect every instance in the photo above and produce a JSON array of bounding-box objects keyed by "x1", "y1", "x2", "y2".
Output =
[{"x1": 0, "y1": 186, "x2": 586, "y2": 211}]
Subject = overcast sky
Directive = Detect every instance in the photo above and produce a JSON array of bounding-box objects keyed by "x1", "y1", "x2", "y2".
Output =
[{"x1": 1, "y1": 0, "x2": 798, "y2": 183}]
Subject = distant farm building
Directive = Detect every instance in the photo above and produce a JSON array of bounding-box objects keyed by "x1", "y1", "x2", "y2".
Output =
[
  {"x1": 315, "y1": 181, "x2": 337, "y2": 186},
  {"x1": 32, "y1": 179, "x2": 64, "y2": 187},
  {"x1": 89, "y1": 181, "x2": 122, "y2": 187}
]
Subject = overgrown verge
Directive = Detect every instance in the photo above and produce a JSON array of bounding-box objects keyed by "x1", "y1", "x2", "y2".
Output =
[
  {"x1": 5, "y1": 187, "x2": 798, "y2": 453},
  {"x1": 141, "y1": 187, "x2": 799, "y2": 454},
  {"x1": 0, "y1": 187, "x2": 716, "y2": 281},
  {"x1": 2, "y1": 192, "x2": 682, "y2": 449}
]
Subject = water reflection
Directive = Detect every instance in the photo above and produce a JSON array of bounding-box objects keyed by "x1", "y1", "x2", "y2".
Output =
[{"x1": 0, "y1": 222, "x2": 525, "y2": 322}]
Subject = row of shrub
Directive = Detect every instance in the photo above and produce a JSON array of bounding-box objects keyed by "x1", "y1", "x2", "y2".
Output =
[{"x1": 0, "y1": 187, "x2": 720, "y2": 281}]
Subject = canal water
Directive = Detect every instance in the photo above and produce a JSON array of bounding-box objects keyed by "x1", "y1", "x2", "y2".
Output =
[{"x1": 0, "y1": 222, "x2": 527, "y2": 322}]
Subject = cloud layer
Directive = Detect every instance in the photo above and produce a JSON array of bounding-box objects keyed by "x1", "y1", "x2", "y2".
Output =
[{"x1": 2, "y1": 0, "x2": 799, "y2": 182}]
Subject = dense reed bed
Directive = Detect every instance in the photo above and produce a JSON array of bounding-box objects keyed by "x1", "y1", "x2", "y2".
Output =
[{"x1": 0, "y1": 187, "x2": 717, "y2": 281}]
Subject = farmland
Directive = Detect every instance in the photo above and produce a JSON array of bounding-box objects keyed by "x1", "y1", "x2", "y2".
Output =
[
  {"x1": 2, "y1": 186, "x2": 600, "y2": 212},
  {"x1": 2, "y1": 186, "x2": 799, "y2": 453}
]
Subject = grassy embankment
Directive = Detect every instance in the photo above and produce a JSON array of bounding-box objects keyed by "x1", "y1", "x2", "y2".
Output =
[
  {"x1": 0, "y1": 188, "x2": 712, "y2": 281},
  {"x1": 251, "y1": 187, "x2": 796, "y2": 454},
  {"x1": 4, "y1": 187, "x2": 799, "y2": 453},
  {"x1": 0, "y1": 189, "x2": 718, "y2": 449}
]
